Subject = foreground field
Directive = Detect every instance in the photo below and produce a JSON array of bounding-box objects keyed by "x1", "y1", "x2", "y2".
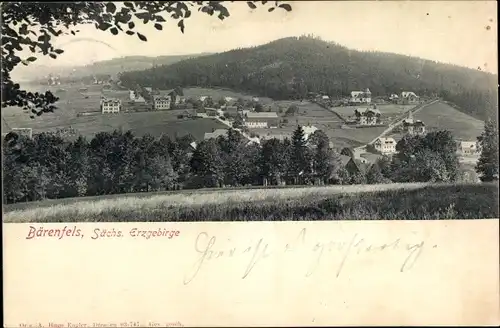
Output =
[{"x1": 3, "y1": 183, "x2": 498, "y2": 223}]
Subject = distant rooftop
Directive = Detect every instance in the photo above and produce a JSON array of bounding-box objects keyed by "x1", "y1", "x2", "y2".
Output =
[
  {"x1": 246, "y1": 112, "x2": 278, "y2": 118},
  {"x1": 204, "y1": 129, "x2": 228, "y2": 140}
]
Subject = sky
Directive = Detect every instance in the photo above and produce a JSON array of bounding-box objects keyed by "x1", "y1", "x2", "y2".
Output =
[{"x1": 13, "y1": 1, "x2": 498, "y2": 74}]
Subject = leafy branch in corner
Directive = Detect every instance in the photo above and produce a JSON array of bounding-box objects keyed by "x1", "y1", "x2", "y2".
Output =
[{"x1": 1, "y1": 1, "x2": 292, "y2": 118}]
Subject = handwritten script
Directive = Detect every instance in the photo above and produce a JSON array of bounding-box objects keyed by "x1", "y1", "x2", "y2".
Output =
[{"x1": 184, "y1": 228, "x2": 431, "y2": 285}]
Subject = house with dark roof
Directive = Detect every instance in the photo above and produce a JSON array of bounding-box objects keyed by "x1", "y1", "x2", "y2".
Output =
[
  {"x1": 340, "y1": 155, "x2": 370, "y2": 175},
  {"x1": 402, "y1": 111, "x2": 426, "y2": 135},
  {"x1": 350, "y1": 88, "x2": 372, "y2": 104},
  {"x1": 354, "y1": 107, "x2": 381, "y2": 125}
]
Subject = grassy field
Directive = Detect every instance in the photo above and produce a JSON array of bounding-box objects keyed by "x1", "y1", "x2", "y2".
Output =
[
  {"x1": 243, "y1": 100, "x2": 388, "y2": 148},
  {"x1": 413, "y1": 101, "x2": 485, "y2": 141},
  {"x1": 2, "y1": 83, "x2": 227, "y2": 140},
  {"x1": 331, "y1": 104, "x2": 415, "y2": 122},
  {"x1": 3, "y1": 183, "x2": 498, "y2": 222},
  {"x1": 253, "y1": 124, "x2": 386, "y2": 149}
]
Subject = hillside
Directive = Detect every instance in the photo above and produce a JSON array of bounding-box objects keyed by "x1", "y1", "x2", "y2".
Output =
[
  {"x1": 387, "y1": 101, "x2": 485, "y2": 142},
  {"x1": 119, "y1": 36, "x2": 498, "y2": 121},
  {"x1": 413, "y1": 101, "x2": 485, "y2": 140},
  {"x1": 12, "y1": 53, "x2": 212, "y2": 83}
]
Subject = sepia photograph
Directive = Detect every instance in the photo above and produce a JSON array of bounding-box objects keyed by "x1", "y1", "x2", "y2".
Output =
[
  {"x1": 2, "y1": 1, "x2": 498, "y2": 224},
  {"x1": 2, "y1": 1, "x2": 499, "y2": 327}
]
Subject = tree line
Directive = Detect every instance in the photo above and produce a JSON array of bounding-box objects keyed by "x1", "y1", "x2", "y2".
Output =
[
  {"x1": 4, "y1": 123, "x2": 497, "y2": 204},
  {"x1": 119, "y1": 36, "x2": 498, "y2": 121}
]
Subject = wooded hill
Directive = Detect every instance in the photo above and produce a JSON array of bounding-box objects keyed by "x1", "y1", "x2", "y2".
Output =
[{"x1": 119, "y1": 36, "x2": 498, "y2": 121}]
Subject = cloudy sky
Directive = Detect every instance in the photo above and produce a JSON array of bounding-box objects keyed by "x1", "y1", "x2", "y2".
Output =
[{"x1": 14, "y1": 1, "x2": 498, "y2": 74}]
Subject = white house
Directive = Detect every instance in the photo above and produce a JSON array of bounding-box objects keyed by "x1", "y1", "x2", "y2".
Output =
[
  {"x1": 389, "y1": 94, "x2": 399, "y2": 101},
  {"x1": 246, "y1": 136, "x2": 261, "y2": 146},
  {"x1": 101, "y1": 98, "x2": 121, "y2": 114},
  {"x1": 321, "y1": 95, "x2": 330, "y2": 101},
  {"x1": 457, "y1": 141, "x2": 480, "y2": 156},
  {"x1": 373, "y1": 137, "x2": 396, "y2": 154},
  {"x1": 199, "y1": 96, "x2": 208, "y2": 102},
  {"x1": 130, "y1": 90, "x2": 145, "y2": 103},
  {"x1": 350, "y1": 88, "x2": 372, "y2": 103},
  {"x1": 401, "y1": 91, "x2": 419, "y2": 103},
  {"x1": 153, "y1": 95, "x2": 171, "y2": 110},
  {"x1": 174, "y1": 96, "x2": 184, "y2": 105},
  {"x1": 302, "y1": 125, "x2": 319, "y2": 141},
  {"x1": 244, "y1": 112, "x2": 279, "y2": 128}
]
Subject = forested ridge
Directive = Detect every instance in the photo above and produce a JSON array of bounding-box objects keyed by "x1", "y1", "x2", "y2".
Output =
[{"x1": 119, "y1": 36, "x2": 498, "y2": 121}]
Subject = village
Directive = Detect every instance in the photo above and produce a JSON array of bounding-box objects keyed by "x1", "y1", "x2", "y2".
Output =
[
  {"x1": 93, "y1": 84, "x2": 482, "y2": 175},
  {"x1": 2, "y1": 78, "x2": 482, "y2": 180}
]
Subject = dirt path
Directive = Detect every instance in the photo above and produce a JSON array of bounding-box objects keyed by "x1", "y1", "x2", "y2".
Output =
[
  {"x1": 351, "y1": 99, "x2": 439, "y2": 159},
  {"x1": 354, "y1": 99, "x2": 439, "y2": 152}
]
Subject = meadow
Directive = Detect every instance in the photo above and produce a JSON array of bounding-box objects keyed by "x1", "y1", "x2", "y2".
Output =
[
  {"x1": 3, "y1": 183, "x2": 498, "y2": 223},
  {"x1": 2, "y1": 83, "x2": 227, "y2": 140},
  {"x1": 243, "y1": 100, "x2": 388, "y2": 148},
  {"x1": 330, "y1": 104, "x2": 415, "y2": 121},
  {"x1": 387, "y1": 101, "x2": 485, "y2": 142},
  {"x1": 413, "y1": 101, "x2": 485, "y2": 141}
]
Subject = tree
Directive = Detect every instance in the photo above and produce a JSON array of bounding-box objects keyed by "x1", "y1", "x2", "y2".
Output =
[
  {"x1": 204, "y1": 96, "x2": 215, "y2": 108},
  {"x1": 190, "y1": 139, "x2": 224, "y2": 187},
  {"x1": 412, "y1": 149, "x2": 451, "y2": 182},
  {"x1": 31, "y1": 133, "x2": 71, "y2": 198},
  {"x1": 65, "y1": 136, "x2": 91, "y2": 197},
  {"x1": 340, "y1": 147, "x2": 354, "y2": 158},
  {"x1": 259, "y1": 138, "x2": 290, "y2": 186},
  {"x1": 2, "y1": 1, "x2": 292, "y2": 117},
  {"x1": 421, "y1": 130, "x2": 459, "y2": 181},
  {"x1": 233, "y1": 114, "x2": 245, "y2": 129},
  {"x1": 254, "y1": 103, "x2": 264, "y2": 112},
  {"x1": 285, "y1": 104, "x2": 299, "y2": 116},
  {"x1": 308, "y1": 130, "x2": 329, "y2": 149},
  {"x1": 366, "y1": 162, "x2": 391, "y2": 184},
  {"x1": 476, "y1": 118, "x2": 499, "y2": 182},
  {"x1": 174, "y1": 86, "x2": 184, "y2": 97},
  {"x1": 216, "y1": 129, "x2": 251, "y2": 186},
  {"x1": 218, "y1": 98, "x2": 227, "y2": 107},
  {"x1": 289, "y1": 125, "x2": 311, "y2": 184},
  {"x1": 313, "y1": 138, "x2": 342, "y2": 185}
]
